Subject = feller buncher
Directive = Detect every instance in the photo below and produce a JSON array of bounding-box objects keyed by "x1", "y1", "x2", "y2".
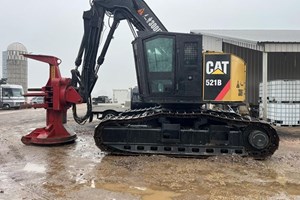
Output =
[{"x1": 22, "y1": 0, "x2": 279, "y2": 159}]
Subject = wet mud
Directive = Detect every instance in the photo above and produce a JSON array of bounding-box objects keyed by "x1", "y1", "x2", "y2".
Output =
[{"x1": 0, "y1": 106, "x2": 300, "y2": 200}]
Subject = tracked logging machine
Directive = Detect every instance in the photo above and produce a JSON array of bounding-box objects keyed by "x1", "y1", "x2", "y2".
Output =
[{"x1": 22, "y1": 0, "x2": 279, "y2": 159}]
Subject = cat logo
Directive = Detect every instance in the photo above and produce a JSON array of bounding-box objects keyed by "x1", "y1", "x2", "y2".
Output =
[{"x1": 206, "y1": 61, "x2": 229, "y2": 75}]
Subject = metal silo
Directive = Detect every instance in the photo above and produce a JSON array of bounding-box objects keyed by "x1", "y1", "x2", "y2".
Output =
[{"x1": 2, "y1": 42, "x2": 28, "y2": 93}]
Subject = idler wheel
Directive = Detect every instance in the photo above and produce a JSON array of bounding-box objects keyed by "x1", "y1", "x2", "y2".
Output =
[{"x1": 248, "y1": 130, "x2": 270, "y2": 149}]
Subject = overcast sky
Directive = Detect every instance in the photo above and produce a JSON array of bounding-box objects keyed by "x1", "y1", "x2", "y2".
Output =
[{"x1": 1, "y1": 0, "x2": 299, "y2": 97}]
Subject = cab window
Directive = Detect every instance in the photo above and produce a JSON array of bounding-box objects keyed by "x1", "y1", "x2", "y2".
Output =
[
  {"x1": 145, "y1": 37, "x2": 175, "y2": 94},
  {"x1": 145, "y1": 37, "x2": 174, "y2": 72}
]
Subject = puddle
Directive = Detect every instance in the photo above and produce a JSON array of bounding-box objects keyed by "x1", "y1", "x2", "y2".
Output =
[
  {"x1": 23, "y1": 163, "x2": 46, "y2": 173},
  {"x1": 96, "y1": 183, "x2": 181, "y2": 200},
  {"x1": 285, "y1": 182, "x2": 300, "y2": 196},
  {"x1": 88, "y1": 155, "x2": 300, "y2": 199}
]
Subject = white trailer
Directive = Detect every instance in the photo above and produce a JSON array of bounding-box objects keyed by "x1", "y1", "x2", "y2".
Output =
[
  {"x1": 0, "y1": 84, "x2": 25, "y2": 109},
  {"x1": 112, "y1": 89, "x2": 130, "y2": 104}
]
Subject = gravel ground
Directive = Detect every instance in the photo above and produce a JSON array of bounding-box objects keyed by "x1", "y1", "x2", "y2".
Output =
[{"x1": 0, "y1": 106, "x2": 299, "y2": 200}]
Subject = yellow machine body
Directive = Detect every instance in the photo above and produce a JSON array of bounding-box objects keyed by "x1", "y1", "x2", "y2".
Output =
[{"x1": 203, "y1": 52, "x2": 246, "y2": 102}]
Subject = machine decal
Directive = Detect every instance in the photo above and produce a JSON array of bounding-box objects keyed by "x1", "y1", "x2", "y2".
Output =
[
  {"x1": 137, "y1": 8, "x2": 145, "y2": 15},
  {"x1": 206, "y1": 60, "x2": 229, "y2": 75},
  {"x1": 137, "y1": 8, "x2": 163, "y2": 32},
  {"x1": 215, "y1": 80, "x2": 230, "y2": 101},
  {"x1": 203, "y1": 54, "x2": 231, "y2": 101}
]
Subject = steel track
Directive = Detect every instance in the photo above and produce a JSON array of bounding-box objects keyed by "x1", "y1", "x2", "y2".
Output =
[{"x1": 94, "y1": 107, "x2": 279, "y2": 159}]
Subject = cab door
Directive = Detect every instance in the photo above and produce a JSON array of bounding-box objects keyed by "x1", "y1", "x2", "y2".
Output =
[
  {"x1": 176, "y1": 34, "x2": 202, "y2": 98},
  {"x1": 144, "y1": 36, "x2": 176, "y2": 96}
]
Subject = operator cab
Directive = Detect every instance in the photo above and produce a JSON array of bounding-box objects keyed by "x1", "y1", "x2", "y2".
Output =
[{"x1": 132, "y1": 32, "x2": 203, "y2": 107}]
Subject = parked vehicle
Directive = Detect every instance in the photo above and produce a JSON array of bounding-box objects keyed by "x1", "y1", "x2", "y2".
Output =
[
  {"x1": 92, "y1": 96, "x2": 110, "y2": 104},
  {"x1": 0, "y1": 84, "x2": 25, "y2": 109},
  {"x1": 30, "y1": 96, "x2": 44, "y2": 105}
]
